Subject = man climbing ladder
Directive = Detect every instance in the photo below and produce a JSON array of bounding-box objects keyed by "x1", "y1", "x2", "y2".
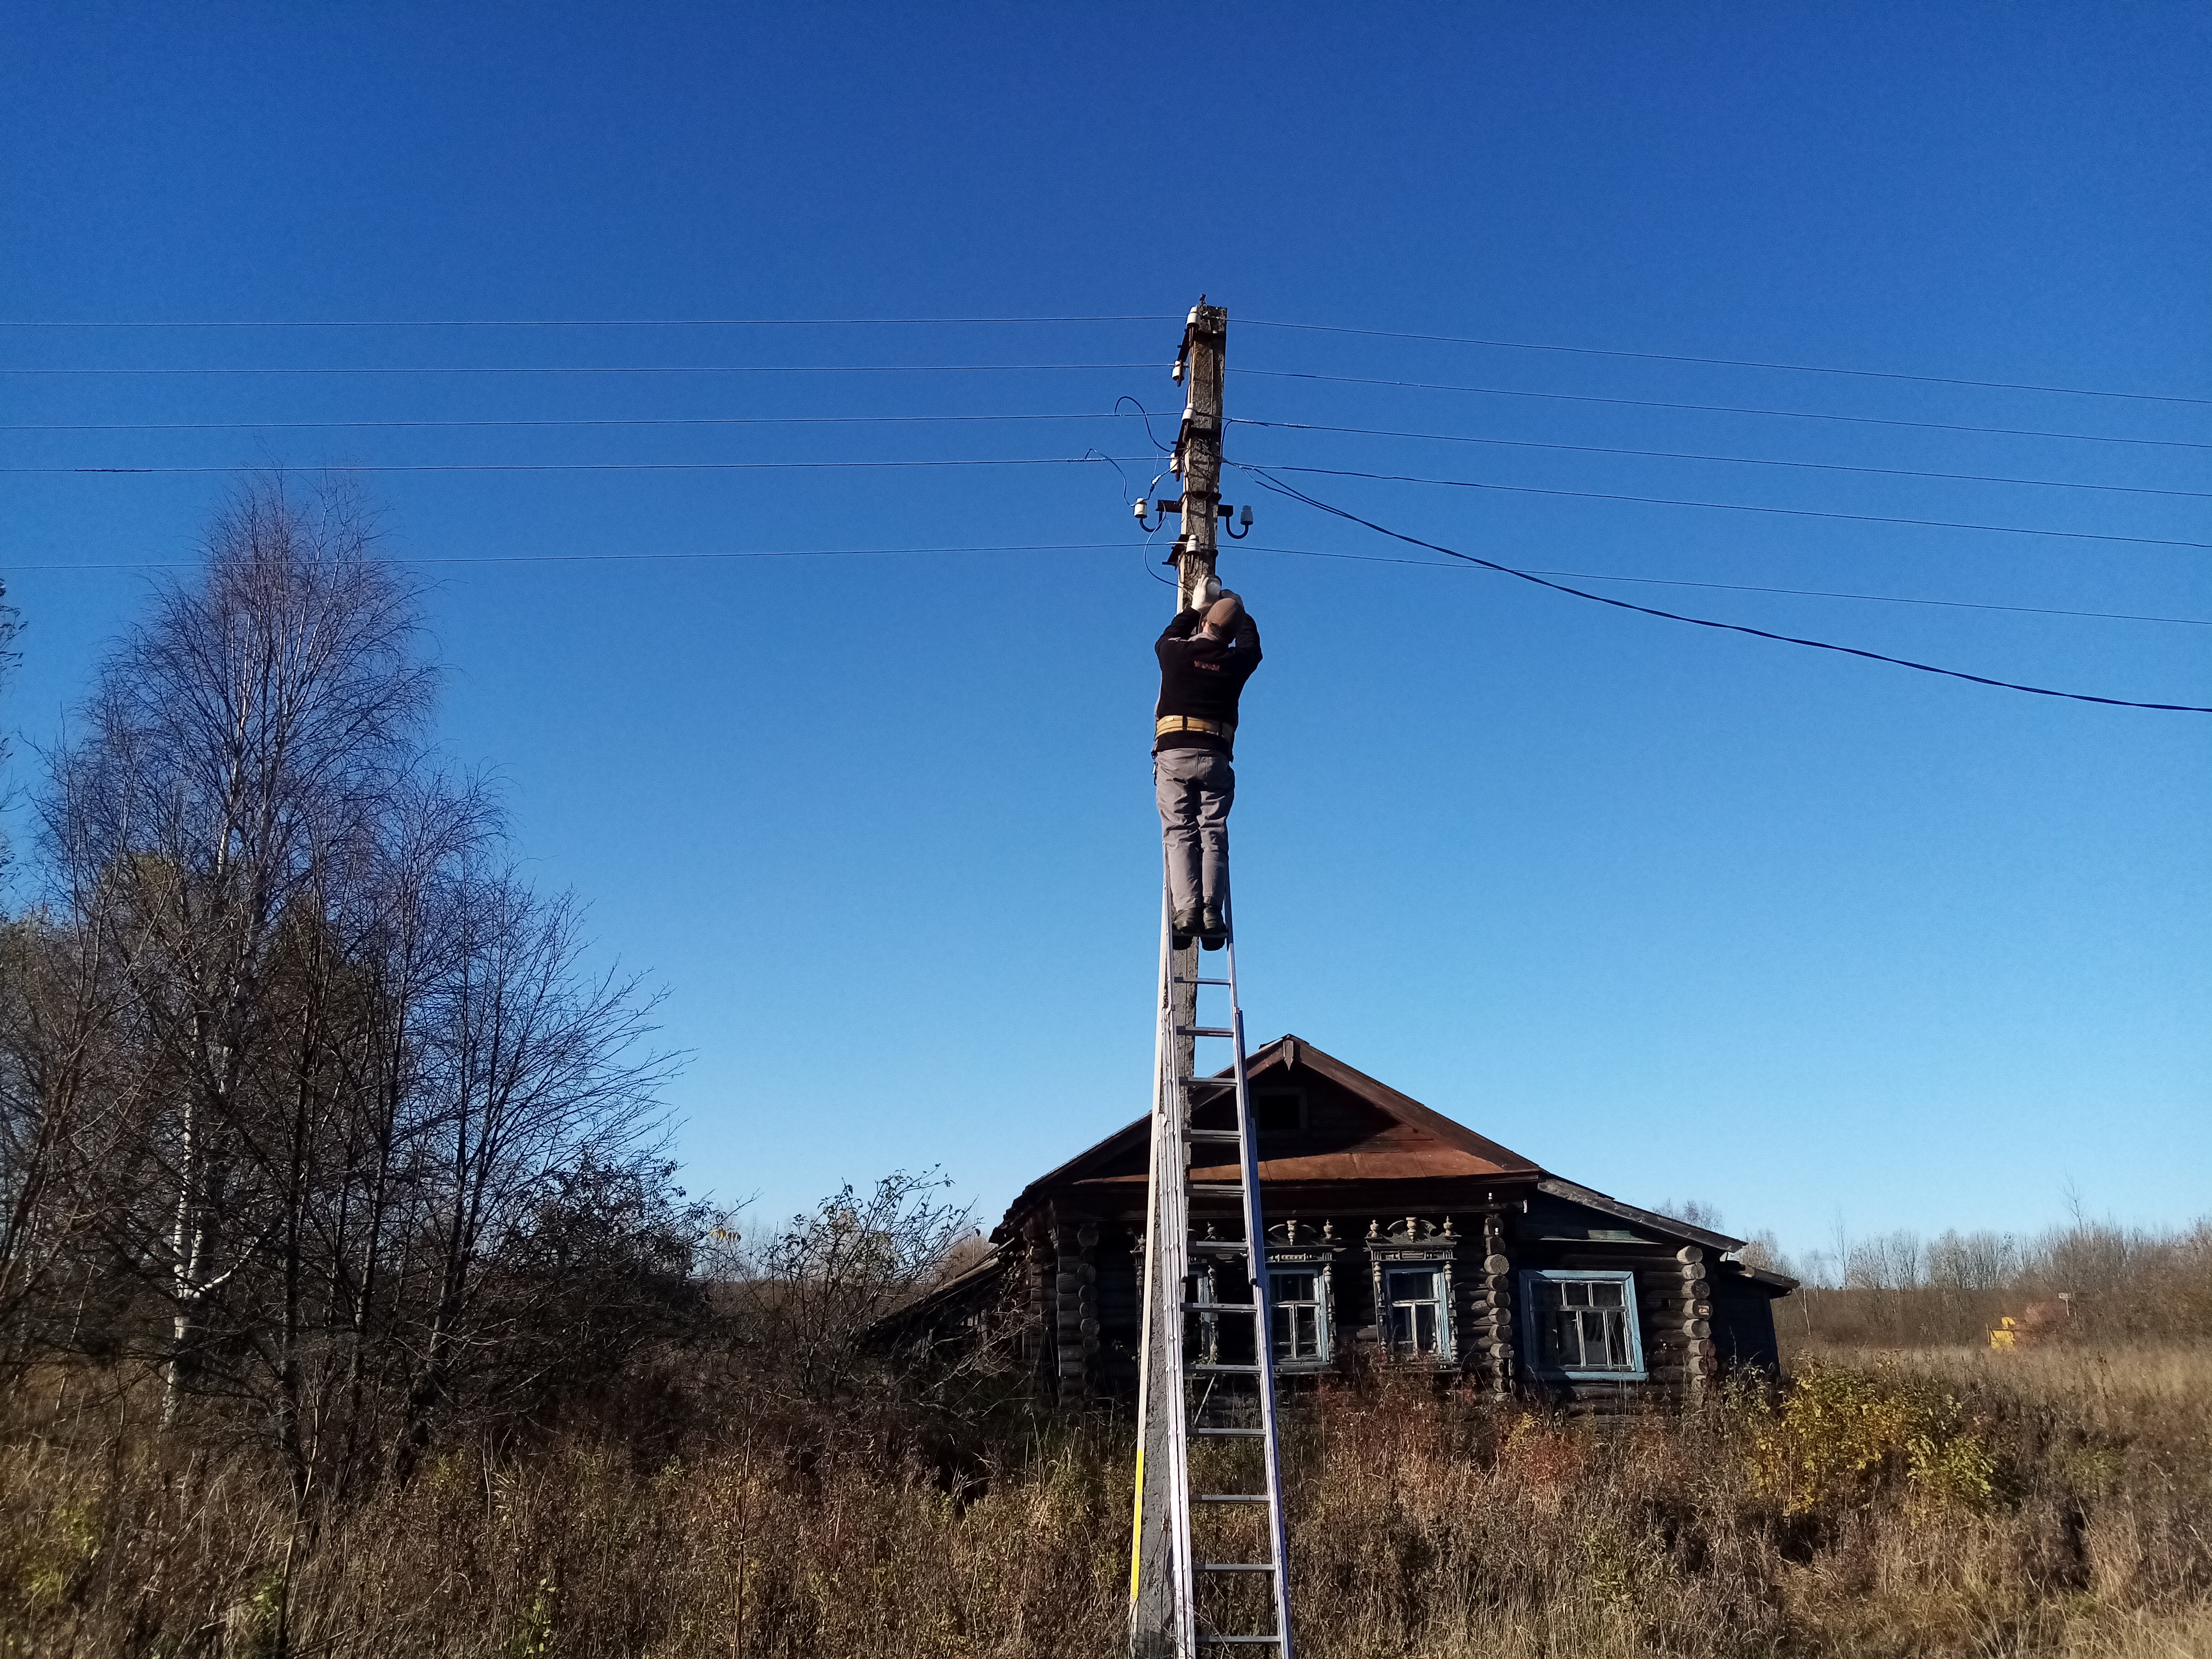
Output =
[{"x1": 1155, "y1": 586, "x2": 1262, "y2": 951}]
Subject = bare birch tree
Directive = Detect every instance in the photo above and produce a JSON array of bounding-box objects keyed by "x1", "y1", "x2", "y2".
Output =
[
  {"x1": 3, "y1": 479, "x2": 696, "y2": 1526},
  {"x1": 39, "y1": 477, "x2": 431, "y2": 1425}
]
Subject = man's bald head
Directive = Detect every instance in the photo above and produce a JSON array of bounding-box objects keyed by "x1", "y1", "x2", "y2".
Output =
[{"x1": 1203, "y1": 592, "x2": 1244, "y2": 635}]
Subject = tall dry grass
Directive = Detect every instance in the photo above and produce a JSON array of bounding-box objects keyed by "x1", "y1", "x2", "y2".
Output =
[{"x1": 5, "y1": 1345, "x2": 2209, "y2": 1658}]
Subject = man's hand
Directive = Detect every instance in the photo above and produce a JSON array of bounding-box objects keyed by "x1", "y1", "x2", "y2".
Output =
[{"x1": 1189, "y1": 574, "x2": 1221, "y2": 611}]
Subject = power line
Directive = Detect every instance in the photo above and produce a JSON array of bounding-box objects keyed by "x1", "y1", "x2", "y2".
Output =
[
  {"x1": 1239, "y1": 466, "x2": 2212, "y2": 714},
  {"x1": 1248, "y1": 460, "x2": 2212, "y2": 551},
  {"x1": 9, "y1": 456, "x2": 1149, "y2": 476},
  {"x1": 5, "y1": 541, "x2": 1142, "y2": 571},
  {"x1": 6, "y1": 310, "x2": 2197, "y2": 408},
  {"x1": 1239, "y1": 319, "x2": 2212, "y2": 408},
  {"x1": 19, "y1": 528, "x2": 2203, "y2": 630},
  {"x1": 1244, "y1": 545, "x2": 2212, "y2": 626},
  {"x1": 0, "y1": 362, "x2": 1158, "y2": 379},
  {"x1": 1236, "y1": 368, "x2": 2212, "y2": 453},
  {"x1": 0, "y1": 315, "x2": 1174, "y2": 329},
  {"x1": 1232, "y1": 418, "x2": 2212, "y2": 501},
  {"x1": 0, "y1": 411, "x2": 1158, "y2": 434}
]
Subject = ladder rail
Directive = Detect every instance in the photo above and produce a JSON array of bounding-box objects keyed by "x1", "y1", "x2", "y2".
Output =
[
  {"x1": 1132, "y1": 877, "x2": 1199, "y2": 1655},
  {"x1": 1135, "y1": 884, "x2": 1294, "y2": 1658},
  {"x1": 1223, "y1": 919, "x2": 1296, "y2": 1659}
]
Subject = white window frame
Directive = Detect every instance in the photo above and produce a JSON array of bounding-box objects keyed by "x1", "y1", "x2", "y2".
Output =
[
  {"x1": 1268, "y1": 1266, "x2": 1331, "y2": 1367},
  {"x1": 1518, "y1": 1268, "x2": 1647, "y2": 1381},
  {"x1": 1378, "y1": 1261, "x2": 1453, "y2": 1361}
]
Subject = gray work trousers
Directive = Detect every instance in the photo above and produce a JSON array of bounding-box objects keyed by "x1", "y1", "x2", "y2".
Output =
[{"x1": 1155, "y1": 745, "x2": 1234, "y2": 918}]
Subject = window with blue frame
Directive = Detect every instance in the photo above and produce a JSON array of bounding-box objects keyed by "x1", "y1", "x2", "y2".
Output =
[
  {"x1": 1270, "y1": 1269, "x2": 1329, "y2": 1364},
  {"x1": 1520, "y1": 1269, "x2": 1646, "y2": 1379}
]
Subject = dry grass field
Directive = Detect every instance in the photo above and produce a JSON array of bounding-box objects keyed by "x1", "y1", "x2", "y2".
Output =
[{"x1": 4, "y1": 1338, "x2": 2208, "y2": 1658}]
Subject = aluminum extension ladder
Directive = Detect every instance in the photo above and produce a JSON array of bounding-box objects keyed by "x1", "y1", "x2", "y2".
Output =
[{"x1": 1130, "y1": 885, "x2": 1295, "y2": 1657}]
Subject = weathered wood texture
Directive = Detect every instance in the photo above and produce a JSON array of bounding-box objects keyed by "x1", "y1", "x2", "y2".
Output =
[
  {"x1": 1053, "y1": 1212, "x2": 1099, "y2": 1402},
  {"x1": 931, "y1": 1036, "x2": 1788, "y2": 1411},
  {"x1": 1174, "y1": 303, "x2": 1227, "y2": 613}
]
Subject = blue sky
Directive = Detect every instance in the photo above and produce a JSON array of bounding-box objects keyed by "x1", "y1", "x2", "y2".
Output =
[{"x1": 3, "y1": 4, "x2": 2206, "y2": 1260}]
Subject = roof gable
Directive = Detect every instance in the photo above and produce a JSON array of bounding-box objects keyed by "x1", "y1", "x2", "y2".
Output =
[{"x1": 1003, "y1": 1034, "x2": 1543, "y2": 1225}]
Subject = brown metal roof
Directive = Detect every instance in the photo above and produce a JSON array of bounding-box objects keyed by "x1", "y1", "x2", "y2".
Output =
[
  {"x1": 981, "y1": 1034, "x2": 1781, "y2": 1280},
  {"x1": 1002, "y1": 1033, "x2": 1543, "y2": 1228}
]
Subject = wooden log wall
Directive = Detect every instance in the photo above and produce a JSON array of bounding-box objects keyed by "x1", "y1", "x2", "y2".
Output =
[
  {"x1": 1635, "y1": 1244, "x2": 1717, "y2": 1398},
  {"x1": 1023, "y1": 1217, "x2": 1054, "y2": 1389},
  {"x1": 1053, "y1": 1212, "x2": 1100, "y2": 1404},
  {"x1": 1472, "y1": 1212, "x2": 1516, "y2": 1395}
]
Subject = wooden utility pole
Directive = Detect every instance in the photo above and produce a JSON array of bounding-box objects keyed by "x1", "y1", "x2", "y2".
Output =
[
  {"x1": 1132, "y1": 299, "x2": 1230, "y2": 1659},
  {"x1": 1173, "y1": 300, "x2": 1229, "y2": 614},
  {"x1": 1164, "y1": 296, "x2": 1228, "y2": 1323}
]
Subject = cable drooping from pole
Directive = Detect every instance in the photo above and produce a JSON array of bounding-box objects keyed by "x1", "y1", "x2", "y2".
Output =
[{"x1": 1235, "y1": 464, "x2": 2212, "y2": 714}]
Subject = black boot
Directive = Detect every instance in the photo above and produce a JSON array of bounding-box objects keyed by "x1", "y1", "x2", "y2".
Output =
[
  {"x1": 1199, "y1": 903, "x2": 1228, "y2": 950},
  {"x1": 1171, "y1": 905, "x2": 1200, "y2": 948}
]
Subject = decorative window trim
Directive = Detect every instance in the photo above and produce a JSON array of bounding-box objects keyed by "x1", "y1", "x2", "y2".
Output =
[
  {"x1": 1367, "y1": 1218, "x2": 1459, "y2": 1363},
  {"x1": 1268, "y1": 1266, "x2": 1333, "y2": 1368},
  {"x1": 1518, "y1": 1268, "x2": 1647, "y2": 1381},
  {"x1": 1265, "y1": 1218, "x2": 1338, "y2": 1370}
]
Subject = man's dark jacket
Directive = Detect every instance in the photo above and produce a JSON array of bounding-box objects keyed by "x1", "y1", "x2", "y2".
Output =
[{"x1": 1154, "y1": 608, "x2": 1262, "y2": 755}]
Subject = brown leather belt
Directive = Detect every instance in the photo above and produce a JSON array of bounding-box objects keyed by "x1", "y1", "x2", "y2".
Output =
[{"x1": 1155, "y1": 715, "x2": 1235, "y2": 740}]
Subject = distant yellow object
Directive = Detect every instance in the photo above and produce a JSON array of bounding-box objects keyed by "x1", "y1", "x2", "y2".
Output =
[{"x1": 1989, "y1": 1316, "x2": 2019, "y2": 1351}]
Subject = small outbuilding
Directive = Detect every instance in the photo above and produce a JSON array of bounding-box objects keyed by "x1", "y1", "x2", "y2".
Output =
[{"x1": 910, "y1": 1035, "x2": 1793, "y2": 1410}]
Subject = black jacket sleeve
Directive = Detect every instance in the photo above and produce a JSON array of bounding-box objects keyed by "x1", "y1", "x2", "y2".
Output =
[
  {"x1": 1231, "y1": 613, "x2": 1261, "y2": 663},
  {"x1": 1159, "y1": 608, "x2": 1202, "y2": 643}
]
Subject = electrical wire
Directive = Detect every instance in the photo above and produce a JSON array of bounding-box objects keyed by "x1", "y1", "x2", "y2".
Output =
[
  {"x1": 1117, "y1": 395, "x2": 1177, "y2": 453},
  {"x1": 20, "y1": 528, "x2": 2203, "y2": 630},
  {"x1": 1239, "y1": 319, "x2": 2212, "y2": 407},
  {"x1": 1237, "y1": 465, "x2": 2212, "y2": 713},
  {"x1": 1241, "y1": 545, "x2": 2212, "y2": 627},
  {"x1": 7, "y1": 310, "x2": 2196, "y2": 408},
  {"x1": 1236, "y1": 368, "x2": 2212, "y2": 453},
  {"x1": 1246, "y1": 461, "x2": 2212, "y2": 551},
  {"x1": 10, "y1": 456, "x2": 1150, "y2": 475},
  {"x1": 1231, "y1": 418, "x2": 2212, "y2": 501},
  {"x1": 0, "y1": 362, "x2": 1159, "y2": 378},
  {"x1": 21, "y1": 510, "x2": 2201, "y2": 630},
  {"x1": 0, "y1": 411, "x2": 1163, "y2": 434},
  {"x1": 4, "y1": 541, "x2": 1143, "y2": 571},
  {"x1": 0, "y1": 315, "x2": 1176, "y2": 329}
]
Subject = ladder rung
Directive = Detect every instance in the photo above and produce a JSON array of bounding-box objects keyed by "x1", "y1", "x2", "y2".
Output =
[
  {"x1": 1185, "y1": 1129, "x2": 1243, "y2": 1143},
  {"x1": 1179, "y1": 1076, "x2": 1238, "y2": 1090},
  {"x1": 1199, "y1": 1563, "x2": 1277, "y2": 1572},
  {"x1": 1182, "y1": 1302, "x2": 1259, "y2": 1314},
  {"x1": 1194, "y1": 1493, "x2": 1270, "y2": 1503},
  {"x1": 1193, "y1": 1426, "x2": 1266, "y2": 1437},
  {"x1": 1190, "y1": 1239, "x2": 1250, "y2": 1254},
  {"x1": 1188, "y1": 1182, "x2": 1244, "y2": 1196},
  {"x1": 1176, "y1": 1026, "x2": 1236, "y2": 1038},
  {"x1": 1197, "y1": 1638, "x2": 1284, "y2": 1647},
  {"x1": 1174, "y1": 976, "x2": 1232, "y2": 986},
  {"x1": 1191, "y1": 1363, "x2": 1261, "y2": 1374}
]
